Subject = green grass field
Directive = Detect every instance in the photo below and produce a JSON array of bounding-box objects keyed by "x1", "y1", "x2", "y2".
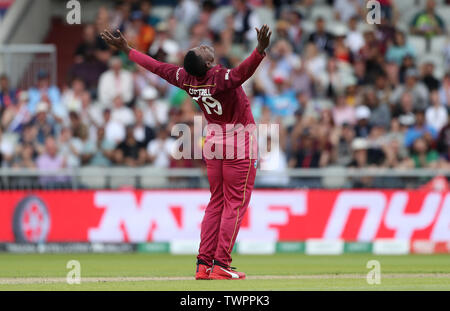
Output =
[{"x1": 0, "y1": 253, "x2": 449, "y2": 290}]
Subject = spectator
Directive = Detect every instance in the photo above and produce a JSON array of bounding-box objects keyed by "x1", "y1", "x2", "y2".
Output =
[
  {"x1": 98, "y1": 57, "x2": 134, "y2": 107},
  {"x1": 103, "y1": 108, "x2": 125, "y2": 145},
  {"x1": 1, "y1": 91, "x2": 32, "y2": 133},
  {"x1": 141, "y1": 86, "x2": 169, "y2": 128},
  {"x1": 133, "y1": 107, "x2": 155, "y2": 146},
  {"x1": 36, "y1": 137, "x2": 68, "y2": 186},
  {"x1": 111, "y1": 95, "x2": 135, "y2": 126},
  {"x1": 0, "y1": 74, "x2": 16, "y2": 110},
  {"x1": 334, "y1": 0, "x2": 364, "y2": 23},
  {"x1": 332, "y1": 94, "x2": 356, "y2": 126},
  {"x1": 12, "y1": 143, "x2": 37, "y2": 169},
  {"x1": 124, "y1": 11, "x2": 155, "y2": 53},
  {"x1": 30, "y1": 102, "x2": 57, "y2": 146},
  {"x1": 289, "y1": 128, "x2": 323, "y2": 168},
  {"x1": 264, "y1": 73, "x2": 298, "y2": 123},
  {"x1": 410, "y1": 0, "x2": 445, "y2": 38},
  {"x1": 438, "y1": 72, "x2": 450, "y2": 106},
  {"x1": 232, "y1": 0, "x2": 260, "y2": 45},
  {"x1": 404, "y1": 108, "x2": 438, "y2": 148},
  {"x1": 28, "y1": 71, "x2": 62, "y2": 116},
  {"x1": 308, "y1": 17, "x2": 334, "y2": 56},
  {"x1": 61, "y1": 77, "x2": 86, "y2": 113},
  {"x1": 114, "y1": 125, "x2": 147, "y2": 167},
  {"x1": 426, "y1": 90, "x2": 448, "y2": 133},
  {"x1": 391, "y1": 68, "x2": 429, "y2": 110},
  {"x1": 74, "y1": 24, "x2": 110, "y2": 64},
  {"x1": 58, "y1": 127, "x2": 83, "y2": 168},
  {"x1": 403, "y1": 137, "x2": 439, "y2": 168},
  {"x1": 147, "y1": 125, "x2": 175, "y2": 168},
  {"x1": 258, "y1": 135, "x2": 289, "y2": 187},
  {"x1": 354, "y1": 105, "x2": 372, "y2": 138},
  {"x1": 421, "y1": 61, "x2": 440, "y2": 92},
  {"x1": 345, "y1": 16, "x2": 364, "y2": 54},
  {"x1": 385, "y1": 30, "x2": 416, "y2": 65},
  {"x1": 81, "y1": 127, "x2": 115, "y2": 166}
]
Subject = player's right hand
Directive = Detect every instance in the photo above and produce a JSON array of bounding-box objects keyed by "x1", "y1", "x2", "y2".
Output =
[
  {"x1": 255, "y1": 24, "x2": 272, "y2": 54},
  {"x1": 100, "y1": 29, "x2": 132, "y2": 55}
]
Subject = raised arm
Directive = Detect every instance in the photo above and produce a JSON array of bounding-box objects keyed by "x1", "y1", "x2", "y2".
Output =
[
  {"x1": 100, "y1": 30, "x2": 184, "y2": 87},
  {"x1": 217, "y1": 25, "x2": 271, "y2": 90}
]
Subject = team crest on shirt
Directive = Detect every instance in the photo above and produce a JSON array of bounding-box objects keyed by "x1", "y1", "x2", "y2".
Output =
[{"x1": 254, "y1": 160, "x2": 258, "y2": 169}]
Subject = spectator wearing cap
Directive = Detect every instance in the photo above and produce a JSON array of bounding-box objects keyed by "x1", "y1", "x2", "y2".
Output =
[
  {"x1": 141, "y1": 86, "x2": 169, "y2": 128},
  {"x1": 98, "y1": 57, "x2": 134, "y2": 107},
  {"x1": 354, "y1": 105, "x2": 372, "y2": 138},
  {"x1": 308, "y1": 17, "x2": 334, "y2": 56},
  {"x1": 425, "y1": 90, "x2": 448, "y2": 133},
  {"x1": 404, "y1": 108, "x2": 438, "y2": 148},
  {"x1": 30, "y1": 102, "x2": 57, "y2": 146},
  {"x1": 0, "y1": 74, "x2": 16, "y2": 110},
  {"x1": 391, "y1": 68, "x2": 429, "y2": 110},
  {"x1": 347, "y1": 137, "x2": 379, "y2": 188},
  {"x1": 27, "y1": 70, "x2": 61, "y2": 116},
  {"x1": 1, "y1": 91, "x2": 31, "y2": 133}
]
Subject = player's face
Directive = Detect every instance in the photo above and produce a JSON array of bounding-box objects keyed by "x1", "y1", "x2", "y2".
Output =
[{"x1": 192, "y1": 45, "x2": 215, "y2": 68}]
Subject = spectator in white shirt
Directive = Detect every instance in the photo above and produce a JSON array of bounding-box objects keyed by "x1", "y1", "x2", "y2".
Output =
[
  {"x1": 98, "y1": 57, "x2": 134, "y2": 107},
  {"x1": 426, "y1": 90, "x2": 448, "y2": 133},
  {"x1": 111, "y1": 95, "x2": 135, "y2": 127},
  {"x1": 141, "y1": 86, "x2": 169, "y2": 128},
  {"x1": 345, "y1": 16, "x2": 364, "y2": 54},
  {"x1": 147, "y1": 125, "x2": 175, "y2": 168}
]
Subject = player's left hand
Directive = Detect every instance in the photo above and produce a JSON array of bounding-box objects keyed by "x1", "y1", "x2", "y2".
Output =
[{"x1": 255, "y1": 24, "x2": 272, "y2": 54}]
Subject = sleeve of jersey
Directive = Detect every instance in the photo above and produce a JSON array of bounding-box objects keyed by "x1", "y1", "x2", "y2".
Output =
[
  {"x1": 129, "y1": 49, "x2": 185, "y2": 88},
  {"x1": 217, "y1": 48, "x2": 265, "y2": 91}
]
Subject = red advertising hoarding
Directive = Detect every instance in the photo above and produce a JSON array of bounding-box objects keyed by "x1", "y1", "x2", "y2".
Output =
[{"x1": 0, "y1": 190, "x2": 449, "y2": 243}]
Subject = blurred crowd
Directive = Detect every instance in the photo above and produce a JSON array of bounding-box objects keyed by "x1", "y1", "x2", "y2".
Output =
[{"x1": 2, "y1": 0, "x2": 450, "y2": 187}]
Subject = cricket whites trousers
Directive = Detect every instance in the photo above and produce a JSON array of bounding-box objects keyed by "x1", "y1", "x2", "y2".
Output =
[{"x1": 197, "y1": 158, "x2": 257, "y2": 266}]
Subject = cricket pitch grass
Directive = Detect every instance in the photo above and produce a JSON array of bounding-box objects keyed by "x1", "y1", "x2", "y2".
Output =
[{"x1": 0, "y1": 254, "x2": 449, "y2": 290}]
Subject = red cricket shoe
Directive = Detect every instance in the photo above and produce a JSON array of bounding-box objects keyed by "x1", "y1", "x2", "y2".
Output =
[
  {"x1": 209, "y1": 261, "x2": 246, "y2": 280},
  {"x1": 195, "y1": 260, "x2": 212, "y2": 280}
]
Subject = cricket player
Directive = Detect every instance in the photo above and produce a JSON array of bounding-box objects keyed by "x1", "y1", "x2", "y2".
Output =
[{"x1": 101, "y1": 24, "x2": 271, "y2": 280}]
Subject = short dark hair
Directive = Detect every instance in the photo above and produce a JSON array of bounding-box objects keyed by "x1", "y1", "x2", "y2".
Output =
[{"x1": 183, "y1": 50, "x2": 207, "y2": 77}]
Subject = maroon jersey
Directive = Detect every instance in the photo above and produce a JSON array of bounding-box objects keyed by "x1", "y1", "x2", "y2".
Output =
[{"x1": 129, "y1": 48, "x2": 265, "y2": 159}]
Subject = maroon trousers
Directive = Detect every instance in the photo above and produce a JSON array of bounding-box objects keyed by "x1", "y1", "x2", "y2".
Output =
[{"x1": 197, "y1": 158, "x2": 257, "y2": 266}]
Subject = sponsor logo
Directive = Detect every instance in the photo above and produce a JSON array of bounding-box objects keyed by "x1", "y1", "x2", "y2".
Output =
[{"x1": 12, "y1": 196, "x2": 50, "y2": 243}]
